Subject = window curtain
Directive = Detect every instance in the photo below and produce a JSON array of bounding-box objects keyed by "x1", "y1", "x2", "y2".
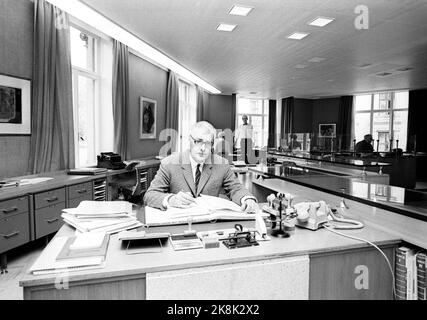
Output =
[
  {"x1": 196, "y1": 85, "x2": 205, "y2": 122},
  {"x1": 407, "y1": 89, "x2": 427, "y2": 152},
  {"x1": 281, "y1": 97, "x2": 294, "y2": 138},
  {"x1": 337, "y1": 96, "x2": 353, "y2": 151},
  {"x1": 28, "y1": 0, "x2": 75, "y2": 174},
  {"x1": 166, "y1": 71, "x2": 179, "y2": 153},
  {"x1": 231, "y1": 93, "x2": 237, "y2": 132},
  {"x1": 268, "y1": 100, "x2": 277, "y2": 148},
  {"x1": 112, "y1": 40, "x2": 129, "y2": 160}
]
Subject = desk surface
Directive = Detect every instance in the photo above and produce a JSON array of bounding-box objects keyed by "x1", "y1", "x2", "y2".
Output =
[
  {"x1": 0, "y1": 159, "x2": 160, "y2": 201},
  {"x1": 20, "y1": 207, "x2": 400, "y2": 288}
]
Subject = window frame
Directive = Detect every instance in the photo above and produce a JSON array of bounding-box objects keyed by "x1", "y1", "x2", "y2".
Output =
[
  {"x1": 353, "y1": 90, "x2": 409, "y2": 151},
  {"x1": 70, "y1": 23, "x2": 102, "y2": 167},
  {"x1": 236, "y1": 98, "x2": 269, "y2": 148}
]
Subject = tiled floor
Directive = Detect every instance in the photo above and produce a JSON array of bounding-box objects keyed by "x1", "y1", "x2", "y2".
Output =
[{"x1": 0, "y1": 240, "x2": 45, "y2": 300}]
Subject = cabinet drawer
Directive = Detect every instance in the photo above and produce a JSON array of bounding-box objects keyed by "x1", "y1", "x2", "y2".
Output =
[
  {"x1": 68, "y1": 196, "x2": 91, "y2": 208},
  {"x1": 35, "y1": 203, "x2": 65, "y2": 239},
  {"x1": 68, "y1": 182, "x2": 93, "y2": 201},
  {"x1": 0, "y1": 213, "x2": 30, "y2": 253},
  {"x1": 34, "y1": 188, "x2": 66, "y2": 210},
  {"x1": 0, "y1": 196, "x2": 29, "y2": 218}
]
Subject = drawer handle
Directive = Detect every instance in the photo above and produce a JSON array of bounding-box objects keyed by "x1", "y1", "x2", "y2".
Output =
[
  {"x1": 2, "y1": 231, "x2": 20, "y2": 239},
  {"x1": 45, "y1": 196, "x2": 59, "y2": 203},
  {"x1": 77, "y1": 189, "x2": 87, "y2": 194},
  {"x1": 1, "y1": 207, "x2": 18, "y2": 214},
  {"x1": 46, "y1": 218, "x2": 59, "y2": 224}
]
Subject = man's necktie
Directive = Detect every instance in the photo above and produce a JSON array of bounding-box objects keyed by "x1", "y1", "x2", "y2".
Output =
[{"x1": 195, "y1": 164, "x2": 201, "y2": 192}]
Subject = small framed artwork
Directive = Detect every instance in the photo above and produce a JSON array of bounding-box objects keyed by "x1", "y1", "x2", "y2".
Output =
[
  {"x1": 140, "y1": 96, "x2": 157, "y2": 139},
  {"x1": 0, "y1": 74, "x2": 31, "y2": 135},
  {"x1": 319, "y1": 123, "x2": 336, "y2": 137}
]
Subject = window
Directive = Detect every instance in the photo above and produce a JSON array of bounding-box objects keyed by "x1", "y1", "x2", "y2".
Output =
[
  {"x1": 178, "y1": 80, "x2": 197, "y2": 152},
  {"x1": 70, "y1": 24, "x2": 113, "y2": 167},
  {"x1": 236, "y1": 98, "x2": 269, "y2": 148},
  {"x1": 354, "y1": 91, "x2": 409, "y2": 151}
]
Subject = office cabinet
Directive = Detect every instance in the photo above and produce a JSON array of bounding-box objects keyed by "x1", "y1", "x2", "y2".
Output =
[
  {"x1": 67, "y1": 182, "x2": 93, "y2": 207},
  {"x1": 34, "y1": 188, "x2": 66, "y2": 239},
  {"x1": 309, "y1": 245, "x2": 396, "y2": 299}
]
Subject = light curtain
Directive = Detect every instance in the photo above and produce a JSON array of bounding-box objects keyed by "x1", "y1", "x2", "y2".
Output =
[
  {"x1": 112, "y1": 40, "x2": 129, "y2": 160},
  {"x1": 166, "y1": 71, "x2": 179, "y2": 153},
  {"x1": 196, "y1": 85, "x2": 205, "y2": 122},
  {"x1": 28, "y1": 0, "x2": 75, "y2": 173}
]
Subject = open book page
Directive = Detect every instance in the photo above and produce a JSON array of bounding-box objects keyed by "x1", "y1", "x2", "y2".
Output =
[{"x1": 145, "y1": 195, "x2": 255, "y2": 226}]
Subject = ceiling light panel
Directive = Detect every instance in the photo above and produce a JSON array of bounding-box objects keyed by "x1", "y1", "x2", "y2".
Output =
[
  {"x1": 229, "y1": 5, "x2": 253, "y2": 16},
  {"x1": 308, "y1": 57, "x2": 326, "y2": 63},
  {"x1": 287, "y1": 32, "x2": 309, "y2": 40},
  {"x1": 308, "y1": 16, "x2": 335, "y2": 27},
  {"x1": 217, "y1": 23, "x2": 237, "y2": 32}
]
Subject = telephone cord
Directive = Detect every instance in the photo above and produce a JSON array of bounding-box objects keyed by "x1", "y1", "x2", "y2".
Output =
[{"x1": 323, "y1": 225, "x2": 396, "y2": 300}]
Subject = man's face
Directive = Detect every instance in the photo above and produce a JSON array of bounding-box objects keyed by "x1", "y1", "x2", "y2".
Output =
[
  {"x1": 189, "y1": 129, "x2": 213, "y2": 163},
  {"x1": 366, "y1": 135, "x2": 373, "y2": 143},
  {"x1": 242, "y1": 116, "x2": 248, "y2": 124}
]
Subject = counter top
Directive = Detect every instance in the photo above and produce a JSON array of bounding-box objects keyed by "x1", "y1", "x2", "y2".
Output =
[
  {"x1": 19, "y1": 207, "x2": 400, "y2": 288},
  {"x1": 268, "y1": 151, "x2": 391, "y2": 167},
  {"x1": 250, "y1": 165, "x2": 427, "y2": 221}
]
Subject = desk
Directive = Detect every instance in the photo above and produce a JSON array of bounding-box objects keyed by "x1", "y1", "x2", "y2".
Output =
[
  {"x1": 20, "y1": 206, "x2": 400, "y2": 300},
  {"x1": 0, "y1": 158, "x2": 160, "y2": 271}
]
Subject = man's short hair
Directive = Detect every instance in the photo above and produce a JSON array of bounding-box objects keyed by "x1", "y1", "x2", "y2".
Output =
[
  {"x1": 364, "y1": 134, "x2": 373, "y2": 139},
  {"x1": 189, "y1": 121, "x2": 216, "y2": 140}
]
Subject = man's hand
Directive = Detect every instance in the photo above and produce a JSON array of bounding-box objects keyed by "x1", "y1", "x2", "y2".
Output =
[
  {"x1": 241, "y1": 199, "x2": 258, "y2": 214},
  {"x1": 168, "y1": 191, "x2": 197, "y2": 208}
]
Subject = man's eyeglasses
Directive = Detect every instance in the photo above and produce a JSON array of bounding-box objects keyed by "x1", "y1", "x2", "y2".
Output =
[{"x1": 190, "y1": 135, "x2": 213, "y2": 148}]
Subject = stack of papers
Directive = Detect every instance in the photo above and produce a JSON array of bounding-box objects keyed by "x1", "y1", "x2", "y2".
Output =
[
  {"x1": 145, "y1": 195, "x2": 259, "y2": 227},
  {"x1": 29, "y1": 236, "x2": 105, "y2": 275},
  {"x1": 62, "y1": 201, "x2": 143, "y2": 234}
]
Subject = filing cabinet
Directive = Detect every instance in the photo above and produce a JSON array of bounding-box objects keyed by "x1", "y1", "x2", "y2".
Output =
[
  {"x1": 67, "y1": 182, "x2": 93, "y2": 208},
  {"x1": 34, "y1": 188, "x2": 66, "y2": 239},
  {"x1": 0, "y1": 196, "x2": 30, "y2": 254}
]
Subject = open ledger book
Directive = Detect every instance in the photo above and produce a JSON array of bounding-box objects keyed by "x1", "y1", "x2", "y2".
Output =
[{"x1": 145, "y1": 195, "x2": 260, "y2": 227}]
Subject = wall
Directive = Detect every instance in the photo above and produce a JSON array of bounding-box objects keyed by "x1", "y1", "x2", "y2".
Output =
[
  {"x1": 128, "y1": 53, "x2": 168, "y2": 159},
  {"x1": 311, "y1": 98, "x2": 340, "y2": 133},
  {"x1": 0, "y1": 0, "x2": 33, "y2": 179},
  {"x1": 205, "y1": 94, "x2": 234, "y2": 130},
  {"x1": 293, "y1": 98, "x2": 313, "y2": 133}
]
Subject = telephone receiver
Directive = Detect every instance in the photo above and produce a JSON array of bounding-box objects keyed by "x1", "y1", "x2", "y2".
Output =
[{"x1": 294, "y1": 200, "x2": 364, "y2": 230}]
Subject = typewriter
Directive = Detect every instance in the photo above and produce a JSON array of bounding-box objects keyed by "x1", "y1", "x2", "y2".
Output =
[{"x1": 97, "y1": 152, "x2": 126, "y2": 170}]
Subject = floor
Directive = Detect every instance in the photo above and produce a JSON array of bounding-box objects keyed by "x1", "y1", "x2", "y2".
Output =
[{"x1": 0, "y1": 239, "x2": 46, "y2": 300}]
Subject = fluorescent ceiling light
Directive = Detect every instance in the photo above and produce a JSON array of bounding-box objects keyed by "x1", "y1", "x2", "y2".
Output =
[
  {"x1": 308, "y1": 57, "x2": 326, "y2": 63},
  {"x1": 294, "y1": 64, "x2": 308, "y2": 69},
  {"x1": 308, "y1": 16, "x2": 335, "y2": 27},
  {"x1": 287, "y1": 32, "x2": 309, "y2": 40},
  {"x1": 217, "y1": 23, "x2": 237, "y2": 32},
  {"x1": 46, "y1": 0, "x2": 221, "y2": 94},
  {"x1": 229, "y1": 5, "x2": 253, "y2": 16}
]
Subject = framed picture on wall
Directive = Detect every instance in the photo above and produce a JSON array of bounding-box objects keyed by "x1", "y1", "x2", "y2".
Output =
[
  {"x1": 319, "y1": 123, "x2": 336, "y2": 138},
  {"x1": 139, "y1": 96, "x2": 157, "y2": 139},
  {"x1": 0, "y1": 74, "x2": 31, "y2": 135}
]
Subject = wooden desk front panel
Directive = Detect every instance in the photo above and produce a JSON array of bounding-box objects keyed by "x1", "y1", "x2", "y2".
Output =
[
  {"x1": 23, "y1": 275, "x2": 146, "y2": 300},
  {"x1": 309, "y1": 245, "x2": 396, "y2": 300}
]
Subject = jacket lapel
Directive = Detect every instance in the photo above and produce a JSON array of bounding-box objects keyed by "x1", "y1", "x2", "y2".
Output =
[
  {"x1": 196, "y1": 157, "x2": 213, "y2": 196},
  {"x1": 181, "y1": 152, "x2": 196, "y2": 197}
]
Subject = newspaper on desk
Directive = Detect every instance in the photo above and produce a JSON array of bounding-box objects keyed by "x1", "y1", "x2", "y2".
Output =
[{"x1": 145, "y1": 195, "x2": 260, "y2": 227}]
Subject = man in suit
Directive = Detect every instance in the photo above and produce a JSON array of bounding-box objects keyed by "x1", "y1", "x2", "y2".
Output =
[
  {"x1": 144, "y1": 121, "x2": 258, "y2": 212},
  {"x1": 355, "y1": 134, "x2": 374, "y2": 154},
  {"x1": 235, "y1": 115, "x2": 255, "y2": 164}
]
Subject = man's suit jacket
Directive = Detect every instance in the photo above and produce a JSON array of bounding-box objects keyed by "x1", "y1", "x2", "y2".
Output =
[{"x1": 143, "y1": 151, "x2": 253, "y2": 210}]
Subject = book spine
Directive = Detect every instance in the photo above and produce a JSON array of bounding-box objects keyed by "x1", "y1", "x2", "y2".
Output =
[
  {"x1": 417, "y1": 252, "x2": 426, "y2": 300},
  {"x1": 395, "y1": 248, "x2": 408, "y2": 300}
]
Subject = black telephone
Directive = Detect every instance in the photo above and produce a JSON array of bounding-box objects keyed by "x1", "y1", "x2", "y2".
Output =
[{"x1": 97, "y1": 152, "x2": 126, "y2": 170}]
